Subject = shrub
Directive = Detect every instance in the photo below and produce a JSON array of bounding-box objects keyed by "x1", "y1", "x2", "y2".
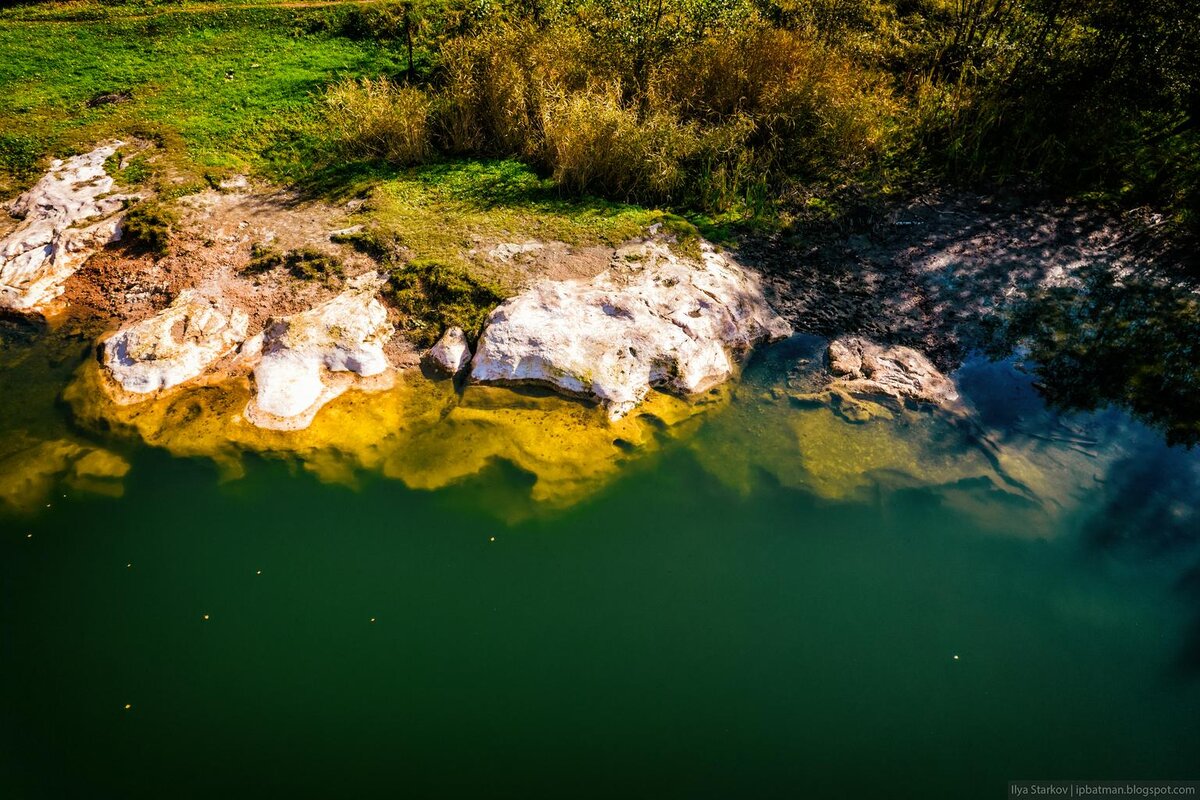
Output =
[
  {"x1": 324, "y1": 78, "x2": 432, "y2": 165},
  {"x1": 385, "y1": 259, "x2": 505, "y2": 346},
  {"x1": 540, "y1": 88, "x2": 695, "y2": 201},
  {"x1": 245, "y1": 244, "x2": 344, "y2": 281},
  {"x1": 121, "y1": 202, "x2": 178, "y2": 257},
  {"x1": 339, "y1": 2, "x2": 408, "y2": 41},
  {"x1": 540, "y1": 87, "x2": 759, "y2": 207},
  {"x1": 433, "y1": 26, "x2": 600, "y2": 159},
  {"x1": 435, "y1": 28, "x2": 543, "y2": 158},
  {"x1": 658, "y1": 26, "x2": 894, "y2": 181},
  {"x1": 429, "y1": 21, "x2": 889, "y2": 211},
  {"x1": 434, "y1": 37, "x2": 488, "y2": 154}
]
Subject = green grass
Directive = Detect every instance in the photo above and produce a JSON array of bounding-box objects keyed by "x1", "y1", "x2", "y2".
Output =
[
  {"x1": 0, "y1": 1, "x2": 733, "y2": 252},
  {"x1": 0, "y1": 1, "x2": 386, "y2": 23},
  {"x1": 385, "y1": 258, "x2": 506, "y2": 346},
  {"x1": 0, "y1": 6, "x2": 400, "y2": 194},
  {"x1": 341, "y1": 158, "x2": 696, "y2": 268}
]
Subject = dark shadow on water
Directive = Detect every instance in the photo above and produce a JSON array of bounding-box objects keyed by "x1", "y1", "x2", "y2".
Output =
[
  {"x1": 1085, "y1": 448, "x2": 1200, "y2": 554},
  {"x1": 0, "y1": 312, "x2": 48, "y2": 349},
  {"x1": 1078, "y1": 445, "x2": 1200, "y2": 680},
  {"x1": 1173, "y1": 563, "x2": 1200, "y2": 680}
]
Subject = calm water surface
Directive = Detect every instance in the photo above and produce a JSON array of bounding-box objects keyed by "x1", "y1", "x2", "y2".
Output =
[{"x1": 2, "y1": 325, "x2": 1198, "y2": 799}]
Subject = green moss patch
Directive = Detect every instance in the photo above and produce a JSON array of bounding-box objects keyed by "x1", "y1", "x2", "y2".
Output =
[
  {"x1": 121, "y1": 201, "x2": 178, "y2": 257},
  {"x1": 385, "y1": 259, "x2": 506, "y2": 347},
  {"x1": 245, "y1": 245, "x2": 344, "y2": 282}
]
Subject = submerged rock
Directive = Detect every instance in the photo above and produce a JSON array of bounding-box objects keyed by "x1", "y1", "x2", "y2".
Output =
[
  {"x1": 0, "y1": 435, "x2": 130, "y2": 511},
  {"x1": 423, "y1": 326, "x2": 471, "y2": 376},
  {"x1": 245, "y1": 273, "x2": 393, "y2": 431},
  {"x1": 470, "y1": 241, "x2": 791, "y2": 419},
  {"x1": 64, "y1": 447, "x2": 131, "y2": 497},
  {"x1": 0, "y1": 143, "x2": 131, "y2": 314},
  {"x1": 826, "y1": 336, "x2": 962, "y2": 411},
  {"x1": 102, "y1": 289, "x2": 250, "y2": 396}
]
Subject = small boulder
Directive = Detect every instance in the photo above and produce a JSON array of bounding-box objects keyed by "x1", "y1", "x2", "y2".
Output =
[
  {"x1": 470, "y1": 241, "x2": 791, "y2": 419},
  {"x1": 102, "y1": 290, "x2": 249, "y2": 396},
  {"x1": 826, "y1": 336, "x2": 961, "y2": 410},
  {"x1": 0, "y1": 143, "x2": 132, "y2": 314},
  {"x1": 423, "y1": 326, "x2": 472, "y2": 376},
  {"x1": 245, "y1": 273, "x2": 393, "y2": 430},
  {"x1": 487, "y1": 241, "x2": 543, "y2": 262},
  {"x1": 217, "y1": 175, "x2": 248, "y2": 192}
]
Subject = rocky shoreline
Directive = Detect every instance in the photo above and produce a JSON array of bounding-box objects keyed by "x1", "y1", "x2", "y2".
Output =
[
  {"x1": 0, "y1": 146, "x2": 800, "y2": 431},
  {"x1": 0, "y1": 144, "x2": 1156, "y2": 516}
]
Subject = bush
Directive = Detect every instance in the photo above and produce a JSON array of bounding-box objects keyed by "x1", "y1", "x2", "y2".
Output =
[
  {"x1": 325, "y1": 78, "x2": 432, "y2": 165},
  {"x1": 434, "y1": 37, "x2": 488, "y2": 154},
  {"x1": 658, "y1": 26, "x2": 894, "y2": 180},
  {"x1": 121, "y1": 202, "x2": 178, "y2": 257},
  {"x1": 541, "y1": 87, "x2": 761, "y2": 208},
  {"x1": 540, "y1": 89, "x2": 689, "y2": 201},
  {"x1": 339, "y1": 2, "x2": 408, "y2": 41},
  {"x1": 427, "y1": 20, "x2": 890, "y2": 211},
  {"x1": 385, "y1": 259, "x2": 505, "y2": 346},
  {"x1": 435, "y1": 27, "x2": 556, "y2": 158}
]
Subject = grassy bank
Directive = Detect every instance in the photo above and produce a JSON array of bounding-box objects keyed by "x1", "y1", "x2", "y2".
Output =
[
  {"x1": 2, "y1": 0, "x2": 1197, "y2": 245},
  {"x1": 0, "y1": 3, "x2": 400, "y2": 195}
]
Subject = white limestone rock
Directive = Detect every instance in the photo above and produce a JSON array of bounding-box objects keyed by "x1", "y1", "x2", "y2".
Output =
[
  {"x1": 423, "y1": 326, "x2": 472, "y2": 376},
  {"x1": 470, "y1": 241, "x2": 791, "y2": 419},
  {"x1": 826, "y1": 336, "x2": 962, "y2": 410},
  {"x1": 102, "y1": 289, "x2": 250, "y2": 397},
  {"x1": 488, "y1": 241, "x2": 544, "y2": 262},
  {"x1": 245, "y1": 273, "x2": 393, "y2": 430},
  {"x1": 0, "y1": 143, "x2": 131, "y2": 314}
]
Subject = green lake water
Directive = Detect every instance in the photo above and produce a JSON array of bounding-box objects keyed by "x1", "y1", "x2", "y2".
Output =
[{"x1": 2, "y1": 325, "x2": 1199, "y2": 799}]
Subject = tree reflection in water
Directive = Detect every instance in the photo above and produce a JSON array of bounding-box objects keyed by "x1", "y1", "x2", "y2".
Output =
[{"x1": 990, "y1": 266, "x2": 1200, "y2": 447}]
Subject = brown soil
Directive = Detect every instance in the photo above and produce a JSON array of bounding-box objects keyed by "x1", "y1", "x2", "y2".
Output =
[{"x1": 473, "y1": 241, "x2": 615, "y2": 290}]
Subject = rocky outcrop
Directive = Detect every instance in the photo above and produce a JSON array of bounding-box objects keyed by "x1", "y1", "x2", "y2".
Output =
[
  {"x1": 245, "y1": 273, "x2": 393, "y2": 430},
  {"x1": 423, "y1": 326, "x2": 471, "y2": 376},
  {"x1": 826, "y1": 336, "x2": 961, "y2": 411},
  {"x1": 0, "y1": 143, "x2": 131, "y2": 314},
  {"x1": 102, "y1": 290, "x2": 250, "y2": 396},
  {"x1": 470, "y1": 241, "x2": 791, "y2": 419}
]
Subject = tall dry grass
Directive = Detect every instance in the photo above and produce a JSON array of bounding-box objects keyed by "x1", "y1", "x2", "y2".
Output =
[
  {"x1": 323, "y1": 20, "x2": 894, "y2": 211},
  {"x1": 659, "y1": 26, "x2": 894, "y2": 179},
  {"x1": 324, "y1": 77, "x2": 432, "y2": 164}
]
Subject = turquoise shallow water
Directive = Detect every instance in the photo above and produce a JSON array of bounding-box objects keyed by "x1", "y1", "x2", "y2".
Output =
[{"x1": 2, "y1": 326, "x2": 1199, "y2": 798}]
